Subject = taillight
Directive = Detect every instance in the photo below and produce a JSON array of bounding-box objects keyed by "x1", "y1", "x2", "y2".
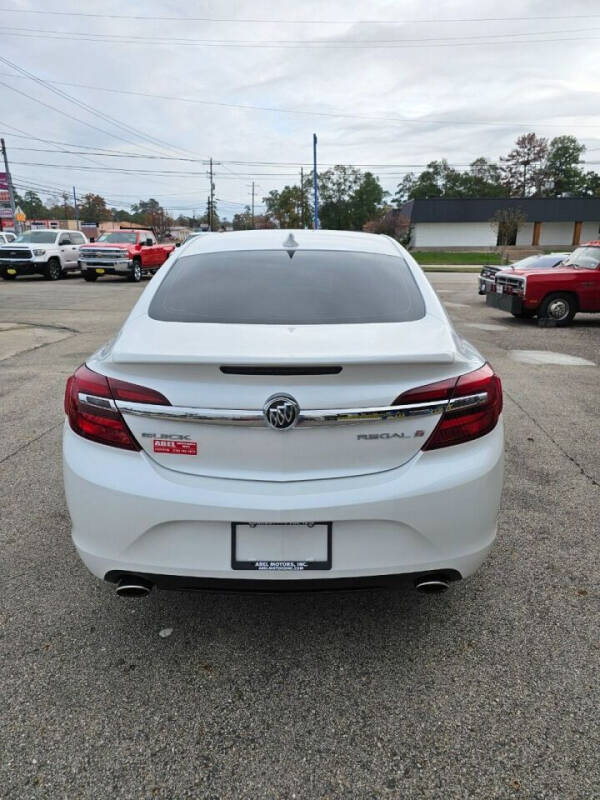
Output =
[
  {"x1": 64, "y1": 364, "x2": 170, "y2": 450},
  {"x1": 395, "y1": 363, "x2": 502, "y2": 450}
]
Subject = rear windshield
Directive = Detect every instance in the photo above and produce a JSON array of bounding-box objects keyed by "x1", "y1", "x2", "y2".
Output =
[{"x1": 148, "y1": 249, "x2": 425, "y2": 324}]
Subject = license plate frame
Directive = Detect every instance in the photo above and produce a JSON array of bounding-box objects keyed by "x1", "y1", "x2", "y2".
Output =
[{"x1": 231, "y1": 522, "x2": 332, "y2": 571}]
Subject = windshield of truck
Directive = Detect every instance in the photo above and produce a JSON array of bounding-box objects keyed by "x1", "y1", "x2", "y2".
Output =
[
  {"x1": 14, "y1": 231, "x2": 57, "y2": 244},
  {"x1": 98, "y1": 232, "x2": 138, "y2": 244},
  {"x1": 564, "y1": 246, "x2": 600, "y2": 269}
]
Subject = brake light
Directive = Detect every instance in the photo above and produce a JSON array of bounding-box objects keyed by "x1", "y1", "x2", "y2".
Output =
[
  {"x1": 395, "y1": 363, "x2": 502, "y2": 450},
  {"x1": 64, "y1": 364, "x2": 170, "y2": 450}
]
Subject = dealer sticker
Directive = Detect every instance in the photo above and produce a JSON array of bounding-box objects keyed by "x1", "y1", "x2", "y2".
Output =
[{"x1": 153, "y1": 439, "x2": 197, "y2": 455}]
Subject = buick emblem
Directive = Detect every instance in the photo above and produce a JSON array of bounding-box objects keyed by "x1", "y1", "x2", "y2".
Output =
[{"x1": 263, "y1": 394, "x2": 300, "y2": 431}]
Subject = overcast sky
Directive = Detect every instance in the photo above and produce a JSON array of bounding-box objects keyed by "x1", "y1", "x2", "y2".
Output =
[{"x1": 1, "y1": 0, "x2": 599, "y2": 220}]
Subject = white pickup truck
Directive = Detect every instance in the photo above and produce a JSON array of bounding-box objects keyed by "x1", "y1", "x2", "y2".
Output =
[{"x1": 0, "y1": 228, "x2": 89, "y2": 280}]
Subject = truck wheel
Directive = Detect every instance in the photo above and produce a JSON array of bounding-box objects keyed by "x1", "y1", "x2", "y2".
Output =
[
  {"x1": 128, "y1": 260, "x2": 142, "y2": 282},
  {"x1": 83, "y1": 271, "x2": 98, "y2": 282},
  {"x1": 45, "y1": 258, "x2": 63, "y2": 281},
  {"x1": 538, "y1": 292, "x2": 576, "y2": 326}
]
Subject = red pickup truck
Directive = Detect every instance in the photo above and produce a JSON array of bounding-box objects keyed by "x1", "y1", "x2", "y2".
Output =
[
  {"x1": 486, "y1": 242, "x2": 600, "y2": 325},
  {"x1": 78, "y1": 229, "x2": 175, "y2": 282}
]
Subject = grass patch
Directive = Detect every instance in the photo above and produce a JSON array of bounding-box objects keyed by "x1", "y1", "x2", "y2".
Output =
[{"x1": 411, "y1": 250, "x2": 502, "y2": 265}]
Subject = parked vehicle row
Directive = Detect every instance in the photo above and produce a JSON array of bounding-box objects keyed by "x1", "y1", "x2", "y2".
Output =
[
  {"x1": 79, "y1": 230, "x2": 175, "y2": 282},
  {"x1": 0, "y1": 227, "x2": 174, "y2": 282},
  {"x1": 484, "y1": 242, "x2": 600, "y2": 325},
  {"x1": 478, "y1": 252, "x2": 568, "y2": 294}
]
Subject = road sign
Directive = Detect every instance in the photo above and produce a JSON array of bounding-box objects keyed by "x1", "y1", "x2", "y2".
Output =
[{"x1": 15, "y1": 206, "x2": 26, "y2": 223}]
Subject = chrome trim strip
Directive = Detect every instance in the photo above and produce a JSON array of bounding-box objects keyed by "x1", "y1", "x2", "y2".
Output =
[
  {"x1": 115, "y1": 397, "x2": 451, "y2": 428},
  {"x1": 446, "y1": 392, "x2": 488, "y2": 413},
  {"x1": 78, "y1": 392, "x2": 118, "y2": 411}
]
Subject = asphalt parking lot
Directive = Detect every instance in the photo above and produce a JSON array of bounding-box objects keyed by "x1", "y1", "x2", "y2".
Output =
[{"x1": 1, "y1": 272, "x2": 598, "y2": 800}]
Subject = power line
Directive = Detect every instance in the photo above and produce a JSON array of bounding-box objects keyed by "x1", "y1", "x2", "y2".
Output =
[
  {"x1": 0, "y1": 55, "x2": 197, "y2": 159},
  {"x1": 0, "y1": 7, "x2": 598, "y2": 24},
  {"x1": 3, "y1": 27, "x2": 599, "y2": 49},
  {"x1": 2, "y1": 73, "x2": 598, "y2": 130},
  {"x1": 7, "y1": 147, "x2": 600, "y2": 169},
  {"x1": 2, "y1": 24, "x2": 596, "y2": 45}
]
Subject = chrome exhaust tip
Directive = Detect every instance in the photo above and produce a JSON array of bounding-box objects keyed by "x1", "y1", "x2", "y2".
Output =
[
  {"x1": 415, "y1": 578, "x2": 449, "y2": 595},
  {"x1": 115, "y1": 575, "x2": 153, "y2": 598}
]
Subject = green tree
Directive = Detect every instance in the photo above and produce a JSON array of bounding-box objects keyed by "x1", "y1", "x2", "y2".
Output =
[
  {"x1": 545, "y1": 135, "x2": 586, "y2": 196},
  {"x1": 582, "y1": 171, "x2": 600, "y2": 197},
  {"x1": 79, "y1": 193, "x2": 111, "y2": 223},
  {"x1": 461, "y1": 158, "x2": 507, "y2": 197},
  {"x1": 394, "y1": 174, "x2": 418, "y2": 205},
  {"x1": 46, "y1": 192, "x2": 74, "y2": 220},
  {"x1": 263, "y1": 185, "x2": 306, "y2": 228},
  {"x1": 500, "y1": 133, "x2": 548, "y2": 197},
  {"x1": 232, "y1": 205, "x2": 253, "y2": 230},
  {"x1": 205, "y1": 198, "x2": 219, "y2": 231},
  {"x1": 14, "y1": 190, "x2": 47, "y2": 219},
  {"x1": 131, "y1": 198, "x2": 173, "y2": 237},
  {"x1": 349, "y1": 171, "x2": 387, "y2": 229}
]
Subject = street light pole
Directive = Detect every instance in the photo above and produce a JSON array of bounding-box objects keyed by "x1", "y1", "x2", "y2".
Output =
[{"x1": 312, "y1": 133, "x2": 319, "y2": 230}]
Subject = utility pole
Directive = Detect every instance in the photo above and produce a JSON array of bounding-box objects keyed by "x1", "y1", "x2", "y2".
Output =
[
  {"x1": 312, "y1": 133, "x2": 319, "y2": 230},
  {"x1": 300, "y1": 167, "x2": 305, "y2": 228},
  {"x1": 73, "y1": 186, "x2": 79, "y2": 230},
  {"x1": 1, "y1": 138, "x2": 20, "y2": 234},
  {"x1": 251, "y1": 181, "x2": 255, "y2": 228},
  {"x1": 209, "y1": 157, "x2": 214, "y2": 231}
]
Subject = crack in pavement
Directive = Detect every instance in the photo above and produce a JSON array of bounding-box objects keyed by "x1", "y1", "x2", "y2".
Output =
[
  {"x1": 0, "y1": 420, "x2": 64, "y2": 465},
  {"x1": 0, "y1": 320, "x2": 80, "y2": 334},
  {"x1": 505, "y1": 391, "x2": 599, "y2": 488}
]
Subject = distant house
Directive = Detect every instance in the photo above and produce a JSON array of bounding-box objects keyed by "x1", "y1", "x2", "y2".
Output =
[{"x1": 399, "y1": 198, "x2": 600, "y2": 249}]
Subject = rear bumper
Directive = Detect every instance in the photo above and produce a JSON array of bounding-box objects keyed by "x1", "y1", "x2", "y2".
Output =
[
  {"x1": 486, "y1": 291, "x2": 523, "y2": 314},
  {"x1": 63, "y1": 420, "x2": 504, "y2": 586}
]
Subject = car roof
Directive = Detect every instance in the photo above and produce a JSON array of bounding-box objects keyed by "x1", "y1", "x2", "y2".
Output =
[{"x1": 181, "y1": 229, "x2": 401, "y2": 257}]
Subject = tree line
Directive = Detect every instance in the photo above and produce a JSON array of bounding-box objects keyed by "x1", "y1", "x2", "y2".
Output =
[{"x1": 14, "y1": 133, "x2": 599, "y2": 240}]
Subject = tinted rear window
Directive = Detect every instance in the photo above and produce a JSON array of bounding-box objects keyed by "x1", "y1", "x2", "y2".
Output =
[{"x1": 148, "y1": 249, "x2": 425, "y2": 324}]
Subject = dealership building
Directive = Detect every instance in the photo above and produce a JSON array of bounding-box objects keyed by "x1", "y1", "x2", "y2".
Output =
[{"x1": 399, "y1": 197, "x2": 600, "y2": 249}]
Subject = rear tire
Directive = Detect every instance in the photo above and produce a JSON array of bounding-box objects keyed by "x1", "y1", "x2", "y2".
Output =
[
  {"x1": 538, "y1": 292, "x2": 576, "y2": 326},
  {"x1": 45, "y1": 258, "x2": 63, "y2": 281},
  {"x1": 83, "y1": 271, "x2": 98, "y2": 282},
  {"x1": 128, "y1": 260, "x2": 142, "y2": 282}
]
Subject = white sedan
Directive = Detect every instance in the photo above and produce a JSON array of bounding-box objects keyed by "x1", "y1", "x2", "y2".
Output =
[{"x1": 63, "y1": 230, "x2": 504, "y2": 596}]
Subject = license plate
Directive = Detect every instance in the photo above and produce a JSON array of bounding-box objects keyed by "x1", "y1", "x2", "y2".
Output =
[
  {"x1": 95, "y1": 268, "x2": 105, "y2": 274},
  {"x1": 231, "y1": 522, "x2": 332, "y2": 571},
  {"x1": 7, "y1": 268, "x2": 16, "y2": 274}
]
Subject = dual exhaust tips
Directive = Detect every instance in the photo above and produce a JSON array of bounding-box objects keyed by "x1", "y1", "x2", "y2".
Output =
[{"x1": 114, "y1": 573, "x2": 450, "y2": 597}]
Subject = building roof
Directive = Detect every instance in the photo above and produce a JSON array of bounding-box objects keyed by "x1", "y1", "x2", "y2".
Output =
[{"x1": 400, "y1": 197, "x2": 600, "y2": 223}]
